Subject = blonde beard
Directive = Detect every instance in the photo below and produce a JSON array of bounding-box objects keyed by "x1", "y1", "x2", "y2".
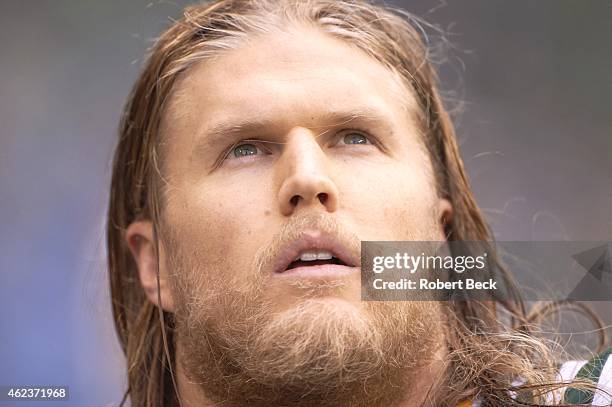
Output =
[
  {"x1": 175, "y1": 287, "x2": 445, "y2": 407},
  {"x1": 166, "y1": 212, "x2": 447, "y2": 406}
]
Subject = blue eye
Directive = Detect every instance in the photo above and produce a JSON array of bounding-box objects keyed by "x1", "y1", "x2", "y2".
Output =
[
  {"x1": 343, "y1": 132, "x2": 371, "y2": 145},
  {"x1": 232, "y1": 143, "x2": 259, "y2": 158}
]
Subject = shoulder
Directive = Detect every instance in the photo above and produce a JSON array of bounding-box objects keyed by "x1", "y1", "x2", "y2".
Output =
[
  {"x1": 464, "y1": 348, "x2": 612, "y2": 406},
  {"x1": 562, "y1": 347, "x2": 612, "y2": 406}
]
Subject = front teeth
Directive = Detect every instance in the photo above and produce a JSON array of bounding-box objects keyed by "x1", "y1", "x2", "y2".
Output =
[{"x1": 296, "y1": 250, "x2": 334, "y2": 261}]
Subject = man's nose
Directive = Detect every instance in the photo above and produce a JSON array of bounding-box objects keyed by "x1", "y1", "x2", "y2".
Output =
[{"x1": 276, "y1": 128, "x2": 339, "y2": 216}]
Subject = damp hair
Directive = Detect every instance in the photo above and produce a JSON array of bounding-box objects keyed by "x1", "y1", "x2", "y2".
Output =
[{"x1": 106, "y1": 1, "x2": 607, "y2": 405}]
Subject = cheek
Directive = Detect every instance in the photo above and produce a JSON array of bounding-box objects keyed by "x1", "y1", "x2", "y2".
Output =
[
  {"x1": 162, "y1": 179, "x2": 273, "y2": 278},
  {"x1": 336, "y1": 156, "x2": 438, "y2": 240}
]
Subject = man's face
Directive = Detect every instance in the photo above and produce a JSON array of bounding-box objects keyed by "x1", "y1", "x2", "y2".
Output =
[{"x1": 154, "y1": 26, "x2": 450, "y2": 406}]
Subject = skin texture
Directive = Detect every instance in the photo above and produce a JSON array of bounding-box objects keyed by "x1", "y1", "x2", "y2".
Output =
[{"x1": 126, "y1": 26, "x2": 453, "y2": 406}]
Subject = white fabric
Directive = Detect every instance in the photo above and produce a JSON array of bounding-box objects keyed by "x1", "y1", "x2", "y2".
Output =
[
  {"x1": 469, "y1": 355, "x2": 612, "y2": 406},
  {"x1": 546, "y1": 359, "x2": 589, "y2": 404},
  {"x1": 592, "y1": 355, "x2": 612, "y2": 406}
]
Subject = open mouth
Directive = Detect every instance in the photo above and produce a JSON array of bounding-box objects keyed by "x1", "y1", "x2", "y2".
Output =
[
  {"x1": 273, "y1": 234, "x2": 359, "y2": 277},
  {"x1": 269, "y1": 230, "x2": 359, "y2": 278},
  {"x1": 285, "y1": 251, "x2": 349, "y2": 271}
]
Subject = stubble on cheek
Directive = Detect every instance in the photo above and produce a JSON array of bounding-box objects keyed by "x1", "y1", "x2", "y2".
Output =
[{"x1": 159, "y1": 204, "x2": 239, "y2": 320}]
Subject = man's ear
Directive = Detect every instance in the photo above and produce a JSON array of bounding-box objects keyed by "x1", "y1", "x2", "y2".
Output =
[
  {"x1": 125, "y1": 220, "x2": 175, "y2": 312},
  {"x1": 438, "y1": 198, "x2": 453, "y2": 239}
]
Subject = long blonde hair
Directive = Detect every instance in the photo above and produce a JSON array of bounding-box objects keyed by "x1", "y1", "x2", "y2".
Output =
[{"x1": 107, "y1": 1, "x2": 606, "y2": 405}]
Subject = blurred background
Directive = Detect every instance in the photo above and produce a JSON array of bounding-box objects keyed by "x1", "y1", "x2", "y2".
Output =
[{"x1": 0, "y1": 0, "x2": 610, "y2": 405}]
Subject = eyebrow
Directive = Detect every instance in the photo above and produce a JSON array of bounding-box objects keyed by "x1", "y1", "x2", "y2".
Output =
[{"x1": 195, "y1": 107, "x2": 398, "y2": 152}]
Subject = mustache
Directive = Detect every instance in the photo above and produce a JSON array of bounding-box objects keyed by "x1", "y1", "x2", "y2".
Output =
[{"x1": 253, "y1": 213, "x2": 361, "y2": 277}]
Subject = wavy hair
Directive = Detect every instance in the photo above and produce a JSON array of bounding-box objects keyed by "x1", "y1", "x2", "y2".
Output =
[{"x1": 107, "y1": 1, "x2": 606, "y2": 405}]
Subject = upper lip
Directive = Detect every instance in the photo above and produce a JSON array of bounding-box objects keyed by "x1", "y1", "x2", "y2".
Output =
[{"x1": 272, "y1": 230, "x2": 359, "y2": 274}]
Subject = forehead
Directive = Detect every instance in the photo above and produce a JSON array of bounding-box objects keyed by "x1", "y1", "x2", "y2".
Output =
[{"x1": 162, "y1": 26, "x2": 420, "y2": 145}]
